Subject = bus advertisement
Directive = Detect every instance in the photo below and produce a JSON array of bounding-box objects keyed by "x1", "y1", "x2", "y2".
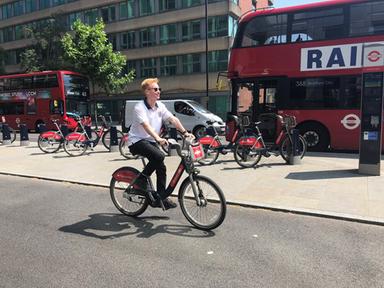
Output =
[
  {"x1": 228, "y1": 0, "x2": 384, "y2": 151},
  {"x1": 0, "y1": 70, "x2": 89, "y2": 131}
]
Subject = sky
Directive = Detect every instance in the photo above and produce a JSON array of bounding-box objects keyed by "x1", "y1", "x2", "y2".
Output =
[{"x1": 274, "y1": 0, "x2": 326, "y2": 8}]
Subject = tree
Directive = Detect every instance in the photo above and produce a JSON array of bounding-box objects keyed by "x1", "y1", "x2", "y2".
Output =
[
  {"x1": 61, "y1": 19, "x2": 134, "y2": 95},
  {"x1": 20, "y1": 13, "x2": 69, "y2": 72}
]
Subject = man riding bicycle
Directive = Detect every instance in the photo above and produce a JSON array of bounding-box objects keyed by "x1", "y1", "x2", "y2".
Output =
[{"x1": 128, "y1": 78, "x2": 194, "y2": 210}]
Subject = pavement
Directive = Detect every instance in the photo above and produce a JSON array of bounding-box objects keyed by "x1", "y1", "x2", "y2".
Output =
[{"x1": 1, "y1": 136, "x2": 384, "y2": 225}]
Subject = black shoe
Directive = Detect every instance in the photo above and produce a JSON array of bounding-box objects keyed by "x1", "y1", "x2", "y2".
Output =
[{"x1": 152, "y1": 197, "x2": 177, "y2": 210}]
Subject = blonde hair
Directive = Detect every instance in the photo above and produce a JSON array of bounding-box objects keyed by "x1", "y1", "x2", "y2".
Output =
[{"x1": 141, "y1": 78, "x2": 159, "y2": 92}]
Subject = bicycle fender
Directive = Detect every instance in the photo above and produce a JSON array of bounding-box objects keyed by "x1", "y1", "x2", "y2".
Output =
[
  {"x1": 238, "y1": 136, "x2": 261, "y2": 147},
  {"x1": 65, "y1": 132, "x2": 86, "y2": 141},
  {"x1": 112, "y1": 167, "x2": 140, "y2": 182},
  {"x1": 40, "y1": 131, "x2": 62, "y2": 140},
  {"x1": 198, "y1": 136, "x2": 220, "y2": 148}
]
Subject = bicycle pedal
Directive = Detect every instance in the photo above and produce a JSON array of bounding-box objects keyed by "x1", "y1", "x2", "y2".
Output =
[{"x1": 264, "y1": 151, "x2": 271, "y2": 157}]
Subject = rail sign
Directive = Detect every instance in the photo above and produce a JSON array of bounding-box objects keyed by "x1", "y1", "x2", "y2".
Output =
[{"x1": 301, "y1": 42, "x2": 384, "y2": 71}]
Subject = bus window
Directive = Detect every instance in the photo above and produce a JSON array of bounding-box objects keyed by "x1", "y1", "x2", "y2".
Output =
[
  {"x1": 350, "y1": 1, "x2": 384, "y2": 36},
  {"x1": 292, "y1": 7, "x2": 344, "y2": 41},
  {"x1": 26, "y1": 96, "x2": 37, "y2": 114},
  {"x1": 241, "y1": 14, "x2": 287, "y2": 47},
  {"x1": 0, "y1": 102, "x2": 24, "y2": 115}
]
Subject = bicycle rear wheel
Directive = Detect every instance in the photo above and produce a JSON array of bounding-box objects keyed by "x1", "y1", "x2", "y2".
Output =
[
  {"x1": 102, "y1": 129, "x2": 124, "y2": 150},
  {"x1": 234, "y1": 144, "x2": 262, "y2": 168},
  {"x1": 63, "y1": 133, "x2": 88, "y2": 157},
  {"x1": 197, "y1": 136, "x2": 219, "y2": 165},
  {"x1": 119, "y1": 137, "x2": 138, "y2": 159},
  {"x1": 37, "y1": 132, "x2": 62, "y2": 153},
  {"x1": 110, "y1": 167, "x2": 149, "y2": 216},
  {"x1": 179, "y1": 175, "x2": 226, "y2": 230},
  {"x1": 280, "y1": 135, "x2": 307, "y2": 163}
]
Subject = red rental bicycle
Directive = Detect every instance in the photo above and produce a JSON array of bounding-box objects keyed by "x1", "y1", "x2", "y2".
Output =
[
  {"x1": 37, "y1": 119, "x2": 68, "y2": 153},
  {"x1": 197, "y1": 114, "x2": 253, "y2": 165},
  {"x1": 110, "y1": 138, "x2": 227, "y2": 230},
  {"x1": 234, "y1": 115, "x2": 307, "y2": 168}
]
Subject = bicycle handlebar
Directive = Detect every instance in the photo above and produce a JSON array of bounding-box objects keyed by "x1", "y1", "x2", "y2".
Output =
[{"x1": 167, "y1": 137, "x2": 196, "y2": 157}]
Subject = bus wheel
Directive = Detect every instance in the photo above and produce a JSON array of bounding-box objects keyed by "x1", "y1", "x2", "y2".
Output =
[
  {"x1": 35, "y1": 120, "x2": 44, "y2": 133},
  {"x1": 299, "y1": 123, "x2": 329, "y2": 152}
]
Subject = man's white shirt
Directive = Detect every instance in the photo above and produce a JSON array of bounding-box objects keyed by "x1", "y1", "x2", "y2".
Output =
[{"x1": 128, "y1": 100, "x2": 173, "y2": 146}]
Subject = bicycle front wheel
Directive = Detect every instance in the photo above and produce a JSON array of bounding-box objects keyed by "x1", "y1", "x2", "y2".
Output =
[
  {"x1": 110, "y1": 167, "x2": 148, "y2": 216},
  {"x1": 0, "y1": 127, "x2": 16, "y2": 144},
  {"x1": 102, "y1": 129, "x2": 124, "y2": 150},
  {"x1": 38, "y1": 133, "x2": 62, "y2": 153},
  {"x1": 63, "y1": 133, "x2": 88, "y2": 157},
  {"x1": 280, "y1": 135, "x2": 307, "y2": 163},
  {"x1": 179, "y1": 175, "x2": 226, "y2": 230},
  {"x1": 234, "y1": 144, "x2": 262, "y2": 168}
]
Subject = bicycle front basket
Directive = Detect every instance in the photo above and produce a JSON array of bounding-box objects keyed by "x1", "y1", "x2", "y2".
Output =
[{"x1": 189, "y1": 143, "x2": 205, "y2": 162}]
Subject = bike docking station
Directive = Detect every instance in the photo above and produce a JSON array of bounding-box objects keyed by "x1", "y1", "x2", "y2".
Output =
[
  {"x1": 19, "y1": 124, "x2": 29, "y2": 146},
  {"x1": 109, "y1": 126, "x2": 119, "y2": 152},
  {"x1": 37, "y1": 123, "x2": 47, "y2": 133},
  {"x1": 358, "y1": 43, "x2": 384, "y2": 176},
  {"x1": 60, "y1": 124, "x2": 69, "y2": 137},
  {"x1": 288, "y1": 128, "x2": 302, "y2": 165},
  {"x1": 1, "y1": 123, "x2": 12, "y2": 145}
]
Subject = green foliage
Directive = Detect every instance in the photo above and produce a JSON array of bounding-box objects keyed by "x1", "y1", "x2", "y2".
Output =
[
  {"x1": 61, "y1": 19, "x2": 134, "y2": 95},
  {"x1": 20, "y1": 13, "x2": 69, "y2": 72}
]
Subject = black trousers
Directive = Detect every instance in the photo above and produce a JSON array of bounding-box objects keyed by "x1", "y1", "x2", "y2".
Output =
[{"x1": 129, "y1": 140, "x2": 168, "y2": 199}]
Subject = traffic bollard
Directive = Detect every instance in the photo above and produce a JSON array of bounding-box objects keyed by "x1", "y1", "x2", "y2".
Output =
[
  {"x1": 288, "y1": 129, "x2": 301, "y2": 165},
  {"x1": 19, "y1": 124, "x2": 29, "y2": 146},
  {"x1": 1, "y1": 123, "x2": 12, "y2": 145},
  {"x1": 109, "y1": 126, "x2": 119, "y2": 152}
]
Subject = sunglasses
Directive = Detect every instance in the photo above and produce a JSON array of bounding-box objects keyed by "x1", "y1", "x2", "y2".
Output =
[{"x1": 149, "y1": 87, "x2": 162, "y2": 92}]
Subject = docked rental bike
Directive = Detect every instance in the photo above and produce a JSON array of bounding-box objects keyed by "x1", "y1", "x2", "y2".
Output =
[
  {"x1": 234, "y1": 115, "x2": 307, "y2": 168},
  {"x1": 64, "y1": 115, "x2": 123, "y2": 156},
  {"x1": 110, "y1": 138, "x2": 226, "y2": 230},
  {"x1": 37, "y1": 119, "x2": 67, "y2": 153},
  {"x1": 0, "y1": 117, "x2": 17, "y2": 144}
]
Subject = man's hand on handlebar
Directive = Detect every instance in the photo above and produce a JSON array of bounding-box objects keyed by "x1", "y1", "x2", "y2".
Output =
[
  {"x1": 183, "y1": 131, "x2": 195, "y2": 140},
  {"x1": 156, "y1": 137, "x2": 168, "y2": 146}
]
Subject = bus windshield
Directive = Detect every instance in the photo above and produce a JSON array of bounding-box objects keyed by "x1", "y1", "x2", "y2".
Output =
[{"x1": 64, "y1": 74, "x2": 89, "y2": 116}]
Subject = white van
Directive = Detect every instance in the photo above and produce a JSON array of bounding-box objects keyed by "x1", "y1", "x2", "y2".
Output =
[{"x1": 123, "y1": 99, "x2": 225, "y2": 137}]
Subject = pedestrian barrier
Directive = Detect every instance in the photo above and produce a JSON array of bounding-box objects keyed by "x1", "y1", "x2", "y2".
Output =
[
  {"x1": 19, "y1": 124, "x2": 29, "y2": 146},
  {"x1": 288, "y1": 129, "x2": 301, "y2": 165},
  {"x1": 1, "y1": 123, "x2": 12, "y2": 145},
  {"x1": 109, "y1": 126, "x2": 119, "y2": 152}
]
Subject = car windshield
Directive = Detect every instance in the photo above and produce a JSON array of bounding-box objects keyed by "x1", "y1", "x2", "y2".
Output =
[{"x1": 187, "y1": 100, "x2": 210, "y2": 113}]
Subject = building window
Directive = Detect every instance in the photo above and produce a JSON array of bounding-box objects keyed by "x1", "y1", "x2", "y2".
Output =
[
  {"x1": 208, "y1": 15, "x2": 228, "y2": 37},
  {"x1": 160, "y1": 56, "x2": 177, "y2": 76},
  {"x1": 84, "y1": 8, "x2": 99, "y2": 25},
  {"x1": 208, "y1": 50, "x2": 228, "y2": 72},
  {"x1": 141, "y1": 58, "x2": 157, "y2": 77},
  {"x1": 182, "y1": 0, "x2": 201, "y2": 8},
  {"x1": 3, "y1": 4, "x2": 14, "y2": 19},
  {"x1": 101, "y1": 5, "x2": 116, "y2": 23},
  {"x1": 108, "y1": 34, "x2": 117, "y2": 50},
  {"x1": 119, "y1": 1, "x2": 134, "y2": 20},
  {"x1": 140, "y1": 27, "x2": 156, "y2": 47},
  {"x1": 182, "y1": 20, "x2": 201, "y2": 41},
  {"x1": 160, "y1": 24, "x2": 177, "y2": 44},
  {"x1": 120, "y1": 31, "x2": 136, "y2": 49},
  {"x1": 139, "y1": 0, "x2": 155, "y2": 16},
  {"x1": 159, "y1": 0, "x2": 176, "y2": 12},
  {"x1": 182, "y1": 53, "x2": 201, "y2": 74},
  {"x1": 15, "y1": 25, "x2": 25, "y2": 40},
  {"x1": 14, "y1": 1, "x2": 26, "y2": 17},
  {"x1": 68, "y1": 12, "x2": 83, "y2": 28},
  {"x1": 3, "y1": 27, "x2": 14, "y2": 43},
  {"x1": 52, "y1": 0, "x2": 66, "y2": 6},
  {"x1": 25, "y1": 0, "x2": 37, "y2": 13},
  {"x1": 228, "y1": 15, "x2": 238, "y2": 37},
  {"x1": 39, "y1": 0, "x2": 51, "y2": 9}
]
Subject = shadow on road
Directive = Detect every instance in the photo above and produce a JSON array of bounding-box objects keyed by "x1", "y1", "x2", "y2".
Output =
[{"x1": 58, "y1": 213, "x2": 215, "y2": 239}]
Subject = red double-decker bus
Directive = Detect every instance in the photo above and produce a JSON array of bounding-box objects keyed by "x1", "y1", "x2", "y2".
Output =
[
  {"x1": 0, "y1": 70, "x2": 89, "y2": 131},
  {"x1": 228, "y1": 0, "x2": 384, "y2": 151}
]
